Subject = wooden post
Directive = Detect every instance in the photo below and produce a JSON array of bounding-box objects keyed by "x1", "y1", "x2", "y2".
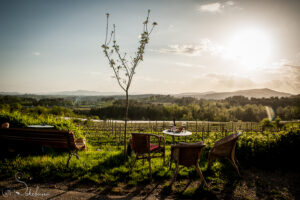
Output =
[
  {"x1": 112, "y1": 120, "x2": 114, "y2": 137},
  {"x1": 207, "y1": 123, "x2": 210, "y2": 136},
  {"x1": 202, "y1": 125, "x2": 204, "y2": 142},
  {"x1": 119, "y1": 124, "x2": 121, "y2": 146}
]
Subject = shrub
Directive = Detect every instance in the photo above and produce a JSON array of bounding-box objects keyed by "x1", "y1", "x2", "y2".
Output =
[
  {"x1": 0, "y1": 110, "x2": 84, "y2": 139},
  {"x1": 237, "y1": 130, "x2": 300, "y2": 170}
]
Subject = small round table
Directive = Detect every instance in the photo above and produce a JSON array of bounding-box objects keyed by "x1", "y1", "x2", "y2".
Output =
[{"x1": 162, "y1": 130, "x2": 192, "y2": 144}]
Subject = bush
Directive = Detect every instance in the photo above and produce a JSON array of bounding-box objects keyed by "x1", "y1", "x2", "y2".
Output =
[
  {"x1": 0, "y1": 110, "x2": 84, "y2": 139},
  {"x1": 237, "y1": 130, "x2": 300, "y2": 170}
]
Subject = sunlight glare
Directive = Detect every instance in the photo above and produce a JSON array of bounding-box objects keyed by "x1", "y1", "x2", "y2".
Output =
[{"x1": 227, "y1": 28, "x2": 273, "y2": 70}]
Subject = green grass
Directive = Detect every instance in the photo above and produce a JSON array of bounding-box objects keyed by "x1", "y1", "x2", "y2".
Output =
[
  {"x1": 0, "y1": 142, "x2": 226, "y2": 189},
  {"x1": 0, "y1": 110, "x2": 84, "y2": 138},
  {"x1": 0, "y1": 110, "x2": 299, "y2": 197}
]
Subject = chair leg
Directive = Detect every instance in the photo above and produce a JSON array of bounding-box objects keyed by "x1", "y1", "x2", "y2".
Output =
[
  {"x1": 235, "y1": 156, "x2": 240, "y2": 166},
  {"x1": 196, "y1": 163, "x2": 208, "y2": 187},
  {"x1": 229, "y1": 156, "x2": 240, "y2": 176},
  {"x1": 130, "y1": 154, "x2": 138, "y2": 174},
  {"x1": 170, "y1": 160, "x2": 179, "y2": 185},
  {"x1": 66, "y1": 152, "x2": 72, "y2": 168},
  {"x1": 127, "y1": 142, "x2": 132, "y2": 156},
  {"x1": 169, "y1": 148, "x2": 174, "y2": 170},
  {"x1": 169, "y1": 157, "x2": 173, "y2": 170},
  {"x1": 148, "y1": 154, "x2": 152, "y2": 181}
]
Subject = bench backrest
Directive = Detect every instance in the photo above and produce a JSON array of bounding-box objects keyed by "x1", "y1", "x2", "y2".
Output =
[{"x1": 0, "y1": 128, "x2": 78, "y2": 150}]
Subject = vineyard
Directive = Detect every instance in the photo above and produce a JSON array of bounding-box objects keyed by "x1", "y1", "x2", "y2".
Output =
[
  {"x1": 1, "y1": 110, "x2": 300, "y2": 199},
  {"x1": 82, "y1": 120, "x2": 299, "y2": 146}
]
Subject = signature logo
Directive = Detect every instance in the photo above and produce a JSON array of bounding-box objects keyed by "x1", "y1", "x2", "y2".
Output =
[{"x1": 1, "y1": 172, "x2": 49, "y2": 197}]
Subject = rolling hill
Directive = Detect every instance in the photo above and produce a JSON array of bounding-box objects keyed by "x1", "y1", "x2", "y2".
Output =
[
  {"x1": 174, "y1": 88, "x2": 292, "y2": 99},
  {"x1": 1, "y1": 88, "x2": 293, "y2": 99}
]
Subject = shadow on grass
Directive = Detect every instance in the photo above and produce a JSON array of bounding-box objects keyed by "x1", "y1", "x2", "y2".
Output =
[{"x1": 90, "y1": 151, "x2": 125, "y2": 174}]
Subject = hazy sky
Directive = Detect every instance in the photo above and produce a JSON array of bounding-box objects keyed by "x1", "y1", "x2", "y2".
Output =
[{"x1": 0, "y1": 0, "x2": 300, "y2": 94}]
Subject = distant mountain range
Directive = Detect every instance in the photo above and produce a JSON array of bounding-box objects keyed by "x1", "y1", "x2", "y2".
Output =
[
  {"x1": 39, "y1": 90, "x2": 122, "y2": 96},
  {"x1": 0, "y1": 92, "x2": 23, "y2": 96},
  {"x1": 0, "y1": 90, "x2": 122, "y2": 97},
  {"x1": 174, "y1": 88, "x2": 292, "y2": 99},
  {"x1": 0, "y1": 88, "x2": 294, "y2": 99}
]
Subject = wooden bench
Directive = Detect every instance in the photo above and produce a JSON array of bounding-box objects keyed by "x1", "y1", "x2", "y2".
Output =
[{"x1": 0, "y1": 128, "x2": 86, "y2": 167}]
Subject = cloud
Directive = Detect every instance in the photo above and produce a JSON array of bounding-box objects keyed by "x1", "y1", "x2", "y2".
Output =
[
  {"x1": 264, "y1": 54, "x2": 300, "y2": 94},
  {"x1": 33, "y1": 52, "x2": 40, "y2": 56},
  {"x1": 157, "y1": 39, "x2": 224, "y2": 56},
  {"x1": 158, "y1": 44, "x2": 202, "y2": 56},
  {"x1": 253, "y1": 63, "x2": 300, "y2": 94},
  {"x1": 199, "y1": 1, "x2": 235, "y2": 13},
  {"x1": 199, "y1": 3, "x2": 222, "y2": 12},
  {"x1": 226, "y1": 1, "x2": 235, "y2": 6},
  {"x1": 185, "y1": 73, "x2": 256, "y2": 92},
  {"x1": 174, "y1": 62, "x2": 206, "y2": 69},
  {"x1": 204, "y1": 73, "x2": 255, "y2": 89},
  {"x1": 278, "y1": 65, "x2": 300, "y2": 93}
]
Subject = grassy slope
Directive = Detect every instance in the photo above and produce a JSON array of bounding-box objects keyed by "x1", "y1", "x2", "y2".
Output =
[{"x1": 0, "y1": 114, "x2": 299, "y2": 199}]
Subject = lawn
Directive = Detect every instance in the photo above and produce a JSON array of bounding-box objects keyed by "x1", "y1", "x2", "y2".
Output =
[{"x1": 0, "y1": 112, "x2": 299, "y2": 199}]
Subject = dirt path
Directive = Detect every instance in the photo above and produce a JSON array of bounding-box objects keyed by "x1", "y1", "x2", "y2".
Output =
[
  {"x1": 1, "y1": 168, "x2": 299, "y2": 200},
  {"x1": 0, "y1": 179, "x2": 170, "y2": 200}
]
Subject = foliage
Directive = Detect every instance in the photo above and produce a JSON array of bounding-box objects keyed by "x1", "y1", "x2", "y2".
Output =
[
  {"x1": 0, "y1": 110, "x2": 84, "y2": 139},
  {"x1": 0, "y1": 95, "x2": 73, "y2": 107},
  {"x1": 237, "y1": 130, "x2": 300, "y2": 169},
  {"x1": 0, "y1": 103, "x2": 75, "y2": 117},
  {"x1": 89, "y1": 95, "x2": 300, "y2": 121},
  {"x1": 260, "y1": 118, "x2": 273, "y2": 131},
  {"x1": 1, "y1": 94, "x2": 300, "y2": 121},
  {"x1": 101, "y1": 10, "x2": 157, "y2": 93},
  {"x1": 91, "y1": 101, "x2": 269, "y2": 121}
]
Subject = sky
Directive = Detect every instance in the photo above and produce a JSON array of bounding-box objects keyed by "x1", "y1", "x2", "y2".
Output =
[{"x1": 0, "y1": 0, "x2": 300, "y2": 94}]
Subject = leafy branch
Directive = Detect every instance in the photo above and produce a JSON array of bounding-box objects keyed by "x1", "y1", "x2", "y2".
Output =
[{"x1": 101, "y1": 9, "x2": 157, "y2": 93}]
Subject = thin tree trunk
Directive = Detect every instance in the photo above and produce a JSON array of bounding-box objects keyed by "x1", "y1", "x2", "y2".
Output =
[{"x1": 124, "y1": 90, "x2": 129, "y2": 158}]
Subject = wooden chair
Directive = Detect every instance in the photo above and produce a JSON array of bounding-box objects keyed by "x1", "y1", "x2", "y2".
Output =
[
  {"x1": 129, "y1": 133, "x2": 165, "y2": 180},
  {"x1": 170, "y1": 142, "x2": 208, "y2": 187},
  {"x1": 208, "y1": 132, "x2": 242, "y2": 176}
]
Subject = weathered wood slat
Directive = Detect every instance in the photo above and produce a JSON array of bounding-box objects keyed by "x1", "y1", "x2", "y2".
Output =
[{"x1": 0, "y1": 128, "x2": 85, "y2": 150}]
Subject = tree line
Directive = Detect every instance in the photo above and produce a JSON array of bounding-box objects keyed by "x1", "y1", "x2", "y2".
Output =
[
  {"x1": 90, "y1": 95, "x2": 300, "y2": 121},
  {"x1": 1, "y1": 94, "x2": 299, "y2": 121}
]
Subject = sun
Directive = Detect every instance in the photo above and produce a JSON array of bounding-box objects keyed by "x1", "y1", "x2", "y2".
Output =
[{"x1": 227, "y1": 27, "x2": 273, "y2": 70}]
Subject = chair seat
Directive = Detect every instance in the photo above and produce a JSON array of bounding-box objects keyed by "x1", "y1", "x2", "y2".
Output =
[
  {"x1": 130, "y1": 141, "x2": 161, "y2": 152},
  {"x1": 150, "y1": 143, "x2": 160, "y2": 151}
]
